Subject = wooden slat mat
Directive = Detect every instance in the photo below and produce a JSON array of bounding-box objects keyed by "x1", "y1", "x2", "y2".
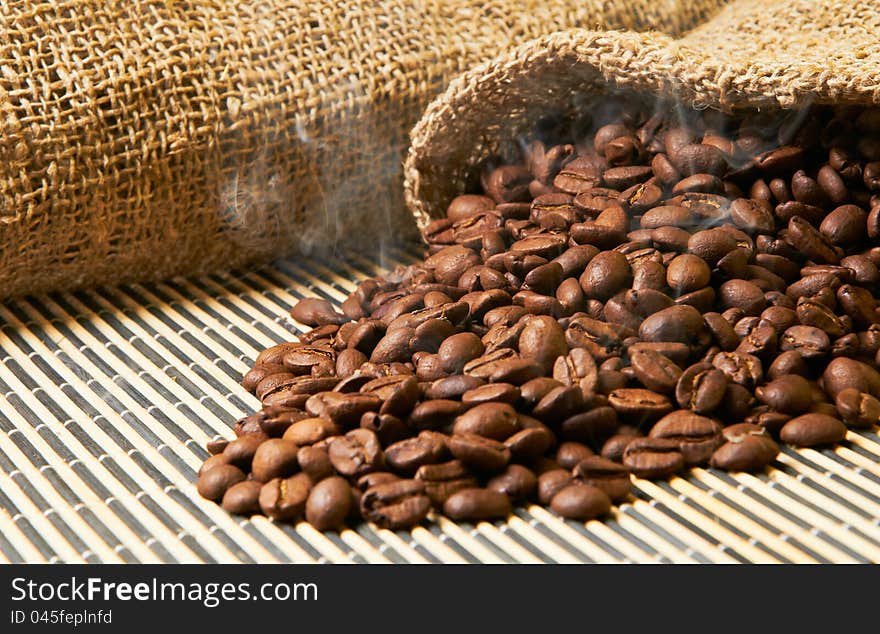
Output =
[{"x1": 0, "y1": 244, "x2": 878, "y2": 563}]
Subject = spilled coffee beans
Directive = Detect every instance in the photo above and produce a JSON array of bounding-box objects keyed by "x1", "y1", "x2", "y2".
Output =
[{"x1": 199, "y1": 99, "x2": 880, "y2": 531}]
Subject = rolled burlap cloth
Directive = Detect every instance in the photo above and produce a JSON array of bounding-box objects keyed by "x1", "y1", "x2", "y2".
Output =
[
  {"x1": 405, "y1": 0, "x2": 880, "y2": 226},
  {"x1": 0, "y1": 0, "x2": 730, "y2": 300}
]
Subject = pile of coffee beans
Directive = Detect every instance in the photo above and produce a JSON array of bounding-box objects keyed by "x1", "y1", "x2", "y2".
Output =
[{"x1": 198, "y1": 99, "x2": 880, "y2": 531}]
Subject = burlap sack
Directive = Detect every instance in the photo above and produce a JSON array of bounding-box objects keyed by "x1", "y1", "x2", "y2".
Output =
[
  {"x1": 405, "y1": 0, "x2": 880, "y2": 226},
  {"x1": 0, "y1": 0, "x2": 730, "y2": 299}
]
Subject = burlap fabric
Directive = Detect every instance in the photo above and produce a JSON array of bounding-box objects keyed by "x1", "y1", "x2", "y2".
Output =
[
  {"x1": 405, "y1": 0, "x2": 880, "y2": 226},
  {"x1": 0, "y1": 1, "x2": 730, "y2": 299}
]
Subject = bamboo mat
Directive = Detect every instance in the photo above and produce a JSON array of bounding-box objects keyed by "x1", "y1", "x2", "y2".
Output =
[{"x1": 0, "y1": 243, "x2": 879, "y2": 564}]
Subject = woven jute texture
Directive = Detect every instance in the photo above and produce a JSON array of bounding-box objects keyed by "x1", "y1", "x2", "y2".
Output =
[
  {"x1": 0, "y1": 0, "x2": 730, "y2": 300},
  {"x1": 405, "y1": 0, "x2": 880, "y2": 225}
]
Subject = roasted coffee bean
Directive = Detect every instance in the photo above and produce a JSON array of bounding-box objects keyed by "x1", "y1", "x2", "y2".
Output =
[
  {"x1": 251, "y1": 439, "x2": 300, "y2": 482},
  {"x1": 719, "y1": 279, "x2": 767, "y2": 316},
  {"x1": 197, "y1": 464, "x2": 247, "y2": 501},
  {"x1": 532, "y1": 385, "x2": 584, "y2": 421},
  {"x1": 537, "y1": 469, "x2": 574, "y2": 505},
  {"x1": 649, "y1": 410, "x2": 723, "y2": 466},
  {"x1": 206, "y1": 438, "x2": 229, "y2": 456},
  {"x1": 356, "y1": 472, "x2": 399, "y2": 492},
  {"x1": 555, "y1": 441, "x2": 594, "y2": 470},
  {"x1": 638, "y1": 305, "x2": 705, "y2": 346},
  {"x1": 328, "y1": 429, "x2": 383, "y2": 477},
  {"x1": 448, "y1": 434, "x2": 511, "y2": 472},
  {"x1": 779, "y1": 325, "x2": 831, "y2": 359},
  {"x1": 572, "y1": 456, "x2": 633, "y2": 501},
  {"x1": 566, "y1": 316, "x2": 624, "y2": 361},
  {"x1": 296, "y1": 445, "x2": 335, "y2": 482},
  {"x1": 305, "y1": 391, "x2": 381, "y2": 428},
  {"x1": 820, "y1": 204, "x2": 868, "y2": 245},
  {"x1": 444, "y1": 488, "x2": 512, "y2": 521},
  {"x1": 552, "y1": 348, "x2": 599, "y2": 397},
  {"x1": 305, "y1": 477, "x2": 352, "y2": 531},
  {"x1": 221, "y1": 480, "x2": 263, "y2": 515},
  {"x1": 461, "y1": 382, "x2": 521, "y2": 406},
  {"x1": 822, "y1": 357, "x2": 880, "y2": 399},
  {"x1": 453, "y1": 402, "x2": 519, "y2": 440},
  {"x1": 550, "y1": 484, "x2": 612, "y2": 520},
  {"x1": 755, "y1": 374, "x2": 813, "y2": 414},
  {"x1": 710, "y1": 423, "x2": 779, "y2": 472},
  {"x1": 779, "y1": 413, "x2": 848, "y2": 447},
  {"x1": 384, "y1": 431, "x2": 448, "y2": 475},
  {"x1": 259, "y1": 473, "x2": 312, "y2": 521},
  {"x1": 425, "y1": 374, "x2": 486, "y2": 400},
  {"x1": 359, "y1": 412, "x2": 409, "y2": 447},
  {"x1": 283, "y1": 417, "x2": 339, "y2": 446},
  {"x1": 666, "y1": 254, "x2": 711, "y2": 295},
  {"x1": 630, "y1": 348, "x2": 682, "y2": 394},
  {"x1": 712, "y1": 352, "x2": 763, "y2": 389},
  {"x1": 607, "y1": 388, "x2": 673, "y2": 422},
  {"x1": 559, "y1": 407, "x2": 618, "y2": 445},
  {"x1": 223, "y1": 434, "x2": 269, "y2": 470},
  {"x1": 518, "y1": 377, "x2": 564, "y2": 409},
  {"x1": 703, "y1": 312, "x2": 740, "y2": 351},
  {"x1": 579, "y1": 251, "x2": 632, "y2": 301},
  {"x1": 834, "y1": 388, "x2": 880, "y2": 428},
  {"x1": 360, "y1": 480, "x2": 431, "y2": 529},
  {"x1": 517, "y1": 315, "x2": 568, "y2": 373},
  {"x1": 486, "y1": 465, "x2": 538, "y2": 502},
  {"x1": 622, "y1": 437, "x2": 685, "y2": 479}
]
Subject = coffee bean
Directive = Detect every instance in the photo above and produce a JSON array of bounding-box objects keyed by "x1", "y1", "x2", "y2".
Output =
[
  {"x1": 296, "y1": 445, "x2": 335, "y2": 482},
  {"x1": 754, "y1": 375, "x2": 813, "y2": 414},
  {"x1": 579, "y1": 251, "x2": 632, "y2": 301},
  {"x1": 504, "y1": 426, "x2": 556, "y2": 462},
  {"x1": 223, "y1": 434, "x2": 269, "y2": 470},
  {"x1": 779, "y1": 413, "x2": 848, "y2": 447},
  {"x1": 834, "y1": 388, "x2": 880, "y2": 428},
  {"x1": 549, "y1": 482, "x2": 612, "y2": 521},
  {"x1": 448, "y1": 434, "x2": 511, "y2": 472},
  {"x1": 487, "y1": 465, "x2": 538, "y2": 502},
  {"x1": 328, "y1": 429, "x2": 383, "y2": 477},
  {"x1": 283, "y1": 417, "x2": 339, "y2": 446},
  {"x1": 709, "y1": 423, "x2": 779, "y2": 472},
  {"x1": 517, "y1": 315, "x2": 568, "y2": 373},
  {"x1": 719, "y1": 279, "x2": 767, "y2": 316},
  {"x1": 649, "y1": 410, "x2": 723, "y2": 466},
  {"x1": 251, "y1": 439, "x2": 300, "y2": 482},
  {"x1": 559, "y1": 407, "x2": 618, "y2": 445},
  {"x1": 443, "y1": 488, "x2": 512, "y2": 521},
  {"x1": 608, "y1": 388, "x2": 673, "y2": 422},
  {"x1": 572, "y1": 456, "x2": 633, "y2": 501},
  {"x1": 360, "y1": 479, "x2": 431, "y2": 529},
  {"x1": 666, "y1": 254, "x2": 711, "y2": 295},
  {"x1": 259, "y1": 473, "x2": 313, "y2": 521},
  {"x1": 622, "y1": 437, "x2": 685, "y2": 479},
  {"x1": 555, "y1": 441, "x2": 595, "y2": 470},
  {"x1": 630, "y1": 348, "x2": 682, "y2": 394},
  {"x1": 384, "y1": 431, "x2": 448, "y2": 475},
  {"x1": 306, "y1": 391, "x2": 381, "y2": 428},
  {"x1": 305, "y1": 477, "x2": 352, "y2": 531},
  {"x1": 712, "y1": 352, "x2": 763, "y2": 389},
  {"x1": 453, "y1": 402, "x2": 519, "y2": 440},
  {"x1": 638, "y1": 305, "x2": 706, "y2": 345},
  {"x1": 197, "y1": 464, "x2": 246, "y2": 501},
  {"x1": 565, "y1": 316, "x2": 624, "y2": 361},
  {"x1": 822, "y1": 357, "x2": 880, "y2": 399},
  {"x1": 221, "y1": 480, "x2": 263, "y2": 515}
]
